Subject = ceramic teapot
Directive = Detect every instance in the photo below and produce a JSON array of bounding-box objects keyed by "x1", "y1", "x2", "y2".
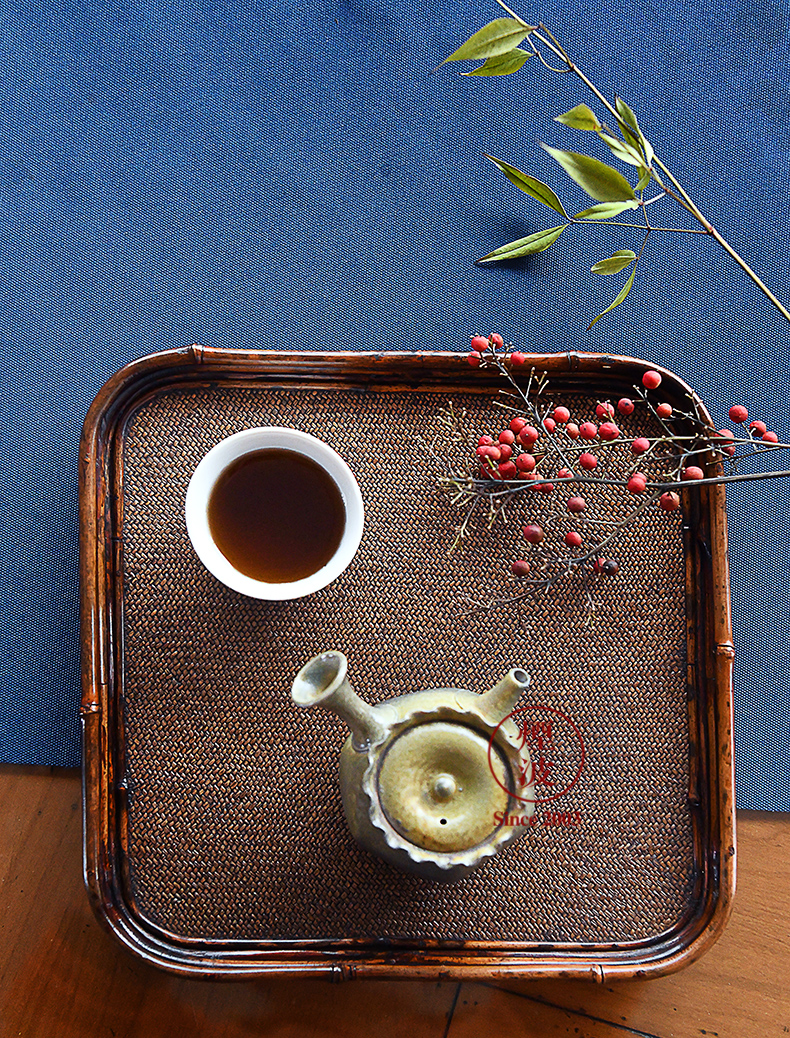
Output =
[{"x1": 291, "y1": 651, "x2": 535, "y2": 882}]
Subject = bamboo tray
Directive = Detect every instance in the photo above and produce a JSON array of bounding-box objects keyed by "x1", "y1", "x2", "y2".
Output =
[{"x1": 79, "y1": 346, "x2": 735, "y2": 980}]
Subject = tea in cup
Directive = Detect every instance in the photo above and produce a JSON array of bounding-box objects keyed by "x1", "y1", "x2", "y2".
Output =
[{"x1": 185, "y1": 427, "x2": 364, "y2": 600}]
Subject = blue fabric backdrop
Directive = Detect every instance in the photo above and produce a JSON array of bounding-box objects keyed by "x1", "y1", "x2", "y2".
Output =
[{"x1": 0, "y1": 0, "x2": 788, "y2": 808}]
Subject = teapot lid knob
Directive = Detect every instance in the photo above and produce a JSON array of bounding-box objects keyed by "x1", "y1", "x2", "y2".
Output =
[{"x1": 430, "y1": 773, "x2": 458, "y2": 802}]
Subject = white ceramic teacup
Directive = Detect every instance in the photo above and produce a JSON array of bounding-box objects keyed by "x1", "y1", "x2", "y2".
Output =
[{"x1": 185, "y1": 427, "x2": 364, "y2": 600}]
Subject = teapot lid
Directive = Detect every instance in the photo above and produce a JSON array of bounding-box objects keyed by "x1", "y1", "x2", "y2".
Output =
[{"x1": 376, "y1": 721, "x2": 511, "y2": 853}]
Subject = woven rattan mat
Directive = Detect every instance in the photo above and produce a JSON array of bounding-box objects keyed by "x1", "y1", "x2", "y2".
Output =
[{"x1": 120, "y1": 383, "x2": 692, "y2": 944}]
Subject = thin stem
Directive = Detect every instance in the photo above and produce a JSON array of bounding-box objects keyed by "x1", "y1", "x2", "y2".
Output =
[
  {"x1": 581, "y1": 491, "x2": 662, "y2": 553},
  {"x1": 573, "y1": 219, "x2": 708, "y2": 233},
  {"x1": 443, "y1": 464, "x2": 790, "y2": 496},
  {"x1": 494, "y1": 0, "x2": 531, "y2": 25},
  {"x1": 728, "y1": 442, "x2": 790, "y2": 458},
  {"x1": 655, "y1": 468, "x2": 790, "y2": 488},
  {"x1": 636, "y1": 228, "x2": 650, "y2": 261},
  {"x1": 706, "y1": 224, "x2": 790, "y2": 322},
  {"x1": 524, "y1": 33, "x2": 572, "y2": 73},
  {"x1": 649, "y1": 160, "x2": 713, "y2": 226}
]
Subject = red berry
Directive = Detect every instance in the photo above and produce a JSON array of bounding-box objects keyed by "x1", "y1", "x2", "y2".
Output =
[
  {"x1": 599, "y1": 421, "x2": 620, "y2": 441},
  {"x1": 728, "y1": 404, "x2": 748, "y2": 424},
  {"x1": 601, "y1": 559, "x2": 619, "y2": 576},
  {"x1": 557, "y1": 467, "x2": 573, "y2": 480},
  {"x1": 543, "y1": 416, "x2": 557, "y2": 433},
  {"x1": 593, "y1": 557, "x2": 606, "y2": 574},
  {"x1": 520, "y1": 471, "x2": 537, "y2": 481},
  {"x1": 579, "y1": 453, "x2": 598, "y2": 471},
  {"x1": 509, "y1": 352, "x2": 527, "y2": 366},
  {"x1": 518, "y1": 425, "x2": 540, "y2": 446},
  {"x1": 660, "y1": 491, "x2": 681, "y2": 511},
  {"x1": 579, "y1": 422, "x2": 598, "y2": 440},
  {"x1": 715, "y1": 429, "x2": 736, "y2": 456},
  {"x1": 566, "y1": 423, "x2": 580, "y2": 440},
  {"x1": 631, "y1": 437, "x2": 650, "y2": 454},
  {"x1": 656, "y1": 403, "x2": 673, "y2": 419},
  {"x1": 642, "y1": 370, "x2": 662, "y2": 389},
  {"x1": 596, "y1": 401, "x2": 615, "y2": 419},
  {"x1": 511, "y1": 559, "x2": 531, "y2": 577},
  {"x1": 627, "y1": 473, "x2": 647, "y2": 494},
  {"x1": 553, "y1": 406, "x2": 571, "y2": 424},
  {"x1": 477, "y1": 434, "x2": 494, "y2": 447},
  {"x1": 498, "y1": 429, "x2": 515, "y2": 445},
  {"x1": 617, "y1": 397, "x2": 635, "y2": 416},
  {"x1": 522, "y1": 524, "x2": 544, "y2": 544},
  {"x1": 481, "y1": 445, "x2": 501, "y2": 461},
  {"x1": 535, "y1": 482, "x2": 555, "y2": 495},
  {"x1": 510, "y1": 417, "x2": 527, "y2": 434},
  {"x1": 498, "y1": 443, "x2": 512, "y2": 460},
  {"x1": 763, "y1": 431, "x2": 779, "y2": 443},
  {"x1": 682, "y1": 466, "x2": 704, "y2": 481},
  {"x1": 515, "y1": 453, "x2": 536, "y2": 472},
  {"x1": 467, "y1": 352, "x2": 481, "y2": 367},
  {"x1": 489, "y1": 333, "x2": 504, "y2": 348},
  {"x1": 564, "y1": 531, "x2": 582, "y2": 548},
  {"x1": 567, "y1": 495, "x2": 586, "y2": 513},
  {"x1": 470, "y1": 335, "x2": 489, "y2": 352},
  {"x1": 749, "y1": 420, "x2": 767, "y2": 436},
  {"x1": 499, "y1": 461, "x2": 518, "y2": 479}
]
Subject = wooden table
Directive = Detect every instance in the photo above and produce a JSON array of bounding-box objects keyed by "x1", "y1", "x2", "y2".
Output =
[{"x1": 1, "y1": 764, "x2": 787, "y2": 1037}]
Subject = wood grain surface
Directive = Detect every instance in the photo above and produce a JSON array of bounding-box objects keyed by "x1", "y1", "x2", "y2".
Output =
[{"x1": 1, "y1": 764, "x2": 787, "y2": 1038}]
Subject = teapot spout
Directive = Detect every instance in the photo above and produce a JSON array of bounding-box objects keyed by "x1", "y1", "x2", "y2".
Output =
[
  {"x1": 291, "y1": 651, "x2": 388, "y2": 751},
  {"x1": 478, "y1": 667, "x2": 530, "y2": 723}
]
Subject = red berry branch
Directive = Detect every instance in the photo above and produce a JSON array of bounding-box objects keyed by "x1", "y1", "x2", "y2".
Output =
[{"x1": 436, "y1": 333, "x2": 790, "y2": 607}]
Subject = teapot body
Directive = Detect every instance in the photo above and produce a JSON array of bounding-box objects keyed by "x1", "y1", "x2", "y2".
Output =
[{"x1": 292, "y1": 654, "x2": 535, "y2": 882}]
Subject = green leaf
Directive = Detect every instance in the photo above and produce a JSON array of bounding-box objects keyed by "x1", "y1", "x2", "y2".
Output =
[
  {"x1": 554, "y1": 104, "x2": 601, "y2": 131},
  {"x1": 591, "y1": 249, "x2": 637, "y2": 274},
  {"x1": 441, "y1": 18, "x2": 533, "y2": 65},
  {"x1": 541, "y1": 145, "x2": 636, "y2": 202},
  {"x1": 588, "y1": 266, "x2": 637, "y2": 328},
  {"x1": 477, "y1": 224, "x2": 568, "y2": 263},
  {"x1": 574, "y1": 200, "x2": 639, "y2": 220},
  {"x1": 598, "y1": 132, "x2": 645, "y2": 168},
  {"x1": 615, "y1": 96, "x2": 654, "y2": 166},
  {"x1": 614, "y1": 96, "x2": 640, "y2": 135},
  {"x1": 485, "y1": 155, "x2": 568, "y2": 217},
  {"x1": 613, "y1": 98, "x2": 641, "y2": 148},
  {"x1": 636, "y1": 167, "x2": 653, "y2": 192},
  {"x1": 463, "y1": 47, "x2": 531, "y2": 76}
]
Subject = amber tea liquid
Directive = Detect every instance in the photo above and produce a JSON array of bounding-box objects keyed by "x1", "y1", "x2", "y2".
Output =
[{"x1": 207, "y1": 448, "x2": 346, "y2": 583}]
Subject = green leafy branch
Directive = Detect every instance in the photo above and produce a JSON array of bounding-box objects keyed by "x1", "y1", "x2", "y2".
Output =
[{"x1": 441, "y1": 1, "x2": 790, "y2": 329}]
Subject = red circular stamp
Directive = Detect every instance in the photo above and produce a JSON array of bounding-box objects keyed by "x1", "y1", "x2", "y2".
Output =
[{"x1": 488, "y1": 704, "x2": 586, "y2": 806}]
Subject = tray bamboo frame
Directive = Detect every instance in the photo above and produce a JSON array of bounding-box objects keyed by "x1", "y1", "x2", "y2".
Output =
[{"x1": 79, "y1": 346, "x2": 735, "y2": 980}]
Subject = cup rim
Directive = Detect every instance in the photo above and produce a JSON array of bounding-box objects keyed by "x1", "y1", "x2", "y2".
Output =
[{"x1": 185, "y1": 427, "x2": 364, "y2": 600}]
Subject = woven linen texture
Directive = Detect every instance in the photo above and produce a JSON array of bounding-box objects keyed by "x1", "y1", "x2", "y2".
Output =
[
  {"x1": 0, "y1": 0, "x2": 787, "y2": 811},
  {"x1": 119, "y1": 383, "x2": 693, "y2": 943}
]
